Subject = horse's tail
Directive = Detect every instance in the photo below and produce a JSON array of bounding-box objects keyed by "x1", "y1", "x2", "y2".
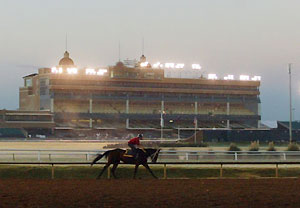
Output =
[{"x1": 91, "y1": 150, "x2": 112, "y2": 166}]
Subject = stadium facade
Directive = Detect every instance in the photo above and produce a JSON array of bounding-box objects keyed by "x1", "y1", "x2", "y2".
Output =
[{"x1": 16, "y1": 50, "x2": 261, "y2": 138}]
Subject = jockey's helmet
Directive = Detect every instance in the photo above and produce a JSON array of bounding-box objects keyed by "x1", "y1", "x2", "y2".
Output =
[{"x1": 138, "y1": 134, "x2": 143, "y2": 138}]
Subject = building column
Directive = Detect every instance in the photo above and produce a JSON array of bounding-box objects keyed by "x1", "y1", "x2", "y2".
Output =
[
  {"x1": 161, "y1": 100, "x2": 164, "y2": 139},
  {"x1": 89, "y1": 99, "x2": 93, "y2": 113},
  {"x1": 89, "y1": 99, "x2": 93, "y2": 128},
  {"x1": 126, "y1": 99, "x2": 129, "y2": 128},
  {"x1": 50, "y1": 98, "x2": 54, "y2": 113},
  {"x1": 194, "y1": 101, "x2": 198, "y2": 143},
  {"x1": 258, "y1": 103, "x2": 261, "y2": 128},
  {"x1": 226, "y1": 102, "x2": 230, "y2": 128}
]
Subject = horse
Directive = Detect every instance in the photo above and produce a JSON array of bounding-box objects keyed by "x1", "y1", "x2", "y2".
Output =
[{"x1": 91, "y1": 148, "x2": 160, "y2": 179}]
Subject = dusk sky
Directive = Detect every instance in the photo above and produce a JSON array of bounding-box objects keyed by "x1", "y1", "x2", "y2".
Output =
[{"x1": 0, "y1": 0, "x2": 299, "y2": 121}]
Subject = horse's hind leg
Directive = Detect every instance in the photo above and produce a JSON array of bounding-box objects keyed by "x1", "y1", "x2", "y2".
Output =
[
  {"x1": 111, "y1": 163, "x2": 119, "y2": 179},
  {"x1": 133, "y1": 164, "x2": 139, "y2": 179},
  {"x1": 143, "y1": 163, "x2": 158, "y2": 179},
  {"x1": 97, "y1": 163, "x2": 111, "y2": 179}
]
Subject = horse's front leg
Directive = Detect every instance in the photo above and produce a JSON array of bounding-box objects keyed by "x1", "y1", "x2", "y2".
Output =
[
  {"x1": 133, "y1": 164, "x2": 139, "y2": 179},
  {"x1": 143, "y1": 163, "x2": 158, "y2": 179}
]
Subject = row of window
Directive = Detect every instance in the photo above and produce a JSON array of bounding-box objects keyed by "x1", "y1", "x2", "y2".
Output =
[{"x1": 49, "y1": 79, "x2": 258, "y2": 91}]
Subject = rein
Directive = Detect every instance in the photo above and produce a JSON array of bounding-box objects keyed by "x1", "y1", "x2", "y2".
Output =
[{"x1": 150, "y1": 149, "x2": 160, "y2": 162}]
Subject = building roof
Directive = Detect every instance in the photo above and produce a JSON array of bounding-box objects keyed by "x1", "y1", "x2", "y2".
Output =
[
  {"x1": 22, "y1": 73, "x2": 38, "y2": 78},
  {"x1": 261, "y1": 120, "x2": 278, "y2": 129},
  {"x1": 59, "y1": 51, "x2": 74, "y2": 66},
  {"x1": 277, "y1": 121, "x2": 300, "y2": 130}
]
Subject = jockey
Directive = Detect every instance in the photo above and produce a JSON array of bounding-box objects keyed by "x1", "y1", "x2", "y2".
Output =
[{"x1": 128, "y1": 134, "x2": 143, "y2": 159}]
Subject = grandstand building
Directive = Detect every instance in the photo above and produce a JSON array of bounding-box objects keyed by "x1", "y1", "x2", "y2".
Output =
[
  {"x1": 0, "y1": 109, "x2": 54, "y2": 137},
  {"x1": 18, "y1": 50, "x2": 261, "y2": 138}
]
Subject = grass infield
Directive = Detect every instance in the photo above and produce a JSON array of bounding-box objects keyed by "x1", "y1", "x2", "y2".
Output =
[{"x1": 1, "y1": 165, "x2": 300, "y2": 179}]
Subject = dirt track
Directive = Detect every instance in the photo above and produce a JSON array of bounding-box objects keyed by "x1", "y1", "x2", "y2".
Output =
[{"x1": 1, "y1": 179, "x2": 300, "y2": 207}]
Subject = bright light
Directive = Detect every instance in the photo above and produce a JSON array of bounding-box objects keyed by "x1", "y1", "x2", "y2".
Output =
[
  {"x1": 67, "y1": 68, "x2": 78, "y2": 74},
  {"x1": 153, "y1": 62, "x2": 161, "y2": 68},
  {"x1": 240, "y1": 75, "x2": 250, "y2": 81},
  {"x1": 224, "y1": 75, "x2": 234, "y2": 80},
  {"x1": 97, "y1": 69, "x2": 108, "y2": 75},
  {"x1": 86, "y1": 68, "x2": 96, "y2": 75},
  {"x1": 192, "y1": 64, "x2": 201, "y2": 70},
  {"x1": 51, "y1": 67, "x2": 63, "y2": 74},
  {"x1": 251, "y1": 76, "x2": 261, "y2": 81},
  {"x1": 175, "y1": 63, "x2": 185, "y2": 69},
  {"x1": 208, "y1": 74, "x2": 218, "y2": 80},
  {"x1": 165, "y1": 63, "x2": 175, "y2": 69},
  {"x1": 86, "y1": 68, "x2": 107, "y2": 76},
  {"x1": 140, "y1": 62, "x2": 149, "y2": 67}
]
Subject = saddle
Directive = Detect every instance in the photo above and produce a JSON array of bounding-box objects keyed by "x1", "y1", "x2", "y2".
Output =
[
  {"x1": 123, "y1": 149, "x2": 134, "y2": 157},
  {"x1": 123, "y1": 148, "x2": 146, "y2": 158}
]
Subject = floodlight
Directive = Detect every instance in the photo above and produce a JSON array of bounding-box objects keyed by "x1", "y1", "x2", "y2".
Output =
[
  {"x1": 165, "y1": 63, "x2": 175, "y2": 69},
  {"x1": 240, "y1": 75, "x2": 250, "y2": 81},
  {"x1": 153, "y1": 62, "x2": 161, "y2": 68},
  {"x1": 67, "y1": 68, "x2": 78, "y2": 74},
  {"x1": 251, "y1": 76, "x2": 261, "y2": 81},
  {"x1": 140, "y1": 62, "x2": 149, "y2": 67},
  {"x1": 97, "y1": 69, "x2": 108, "y2": 75},
  {"x1": 175, "y1": 63, "x2": 184, "y2": 69},
  {"x1": 51, "y1": 67, "x2": 57, "y2": 73},
  {"x1": 192, "y1": 64, "x2": 201, "y2": 70},
  {"x1": 51, "y1": 67, "x2": 63, "y2": 74},
  {"x1": 208, "y1": 74, "x2": 218, "y2": 80},
  {"x1": 224, "y1": 75, "x2": 234, "y2": 80},
  {"x1": 86, "y1": 68, "x2": 96, "y2": 75}
]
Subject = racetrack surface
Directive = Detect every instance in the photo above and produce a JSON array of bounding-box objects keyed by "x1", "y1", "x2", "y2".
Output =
[{"x1": 1, "y1": 179, "x2": 300, "y2": 208}]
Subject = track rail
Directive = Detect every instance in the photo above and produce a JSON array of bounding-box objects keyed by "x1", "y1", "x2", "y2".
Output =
[{"x1": 1, "y1": 161, "x2": 300, "y2": 179}]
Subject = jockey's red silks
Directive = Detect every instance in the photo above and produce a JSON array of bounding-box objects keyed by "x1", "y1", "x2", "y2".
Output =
[{"x1": 128, "y1": 137, "x2": 140, "y2": 145}]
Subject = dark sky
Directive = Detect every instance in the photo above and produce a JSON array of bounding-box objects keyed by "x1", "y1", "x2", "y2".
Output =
[{"x1": 0, "y1": 0, "x2": 299, "y2": 121}]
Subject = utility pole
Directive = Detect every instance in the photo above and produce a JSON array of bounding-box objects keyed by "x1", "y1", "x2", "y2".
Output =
[{"x1": 288, "y1": 63, "x2": 293, "y2": 143}]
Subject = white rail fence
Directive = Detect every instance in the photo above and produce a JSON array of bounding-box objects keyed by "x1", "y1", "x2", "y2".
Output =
[{"x1": 0, "y1": 149, "x2": 300, "y2": 162}]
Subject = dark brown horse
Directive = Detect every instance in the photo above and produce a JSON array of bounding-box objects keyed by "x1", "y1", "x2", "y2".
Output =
[{"x1": 91, "y1": 148, "x2": 160, "y2": 179}]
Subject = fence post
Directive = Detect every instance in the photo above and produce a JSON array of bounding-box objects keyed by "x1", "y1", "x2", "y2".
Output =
[
  {"x1": 163, "y1": 164, "x2": 167, "y2": 179},
  {"x1": 220, "y1": 164, "x2": 223, "y2": 178},
  {"x1": 107, "y1": 167, "x2": 111, "y2": 179},
  {"x1": 87, "y1": 152, "x2": 90, "y2": 161},
  {"x1": 86, "y1": 154, "x2": 88, "y2": 161},
  {"x1": 38, "y1": 151, "x2": 41, "y2": 162},
  {"x1": 51, "y1": 164, "x2": 54, "y2": 179},
  {"x1": 186, "y1": 153, "x2": 189, "y2": 161},
  {"x1": 234, "y1": 152, "x2": 238, "y2": 161},
  {"x1": 275, "y1": 164, "x2": 279, "y2": 178},
  {"x1": 283, "y1": 153, "x2": 287, "y2": 160},
  {"x1": 49, "y1": 154, "x2": 51, "y2": 161},
  {"x1": 12, "y1": 153, "x2": 15, "y2": 161}
]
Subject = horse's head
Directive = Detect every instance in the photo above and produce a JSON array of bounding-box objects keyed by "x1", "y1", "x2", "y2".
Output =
[{"x1": 145, "y1": 148, "x2": 161, "y2": 163}]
